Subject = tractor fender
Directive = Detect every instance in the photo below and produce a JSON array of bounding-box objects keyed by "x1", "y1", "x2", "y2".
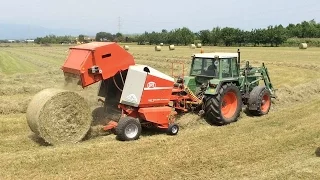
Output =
[{"x1": 204, "y1": 80, "x2": 239, "y2": 95}]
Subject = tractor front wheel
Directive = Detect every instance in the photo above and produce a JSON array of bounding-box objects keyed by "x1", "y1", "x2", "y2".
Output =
[
  {"x1": 204, "y1": 83, "x2": 242, "y2": 125},
  {"x1": 116, "y1": 117, "x2": 141, "y2": 141},
  {"x1": 248, "y1": 86, "x2": 271, "y2": 116}
]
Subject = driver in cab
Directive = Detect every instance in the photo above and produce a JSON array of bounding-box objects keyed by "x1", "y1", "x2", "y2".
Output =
[{"x1": 204, "y1": 62, "x2": 217, "y2": 76}]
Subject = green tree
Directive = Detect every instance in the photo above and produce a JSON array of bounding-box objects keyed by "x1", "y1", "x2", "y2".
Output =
[
  {"x1": 137, "y1": 32, "x2": 148, "y2": 45},
  {"x1": 199, "y1": 30, "x2": 211, "y2": 45},
  {"x1": 148, "y1": 31, "x2": 161, "y2": 45},
  {"x1": 220, "y1": 27, "x2": 238, "y2": 46},
  {"x1": 177, "y1": 27, "x2": 195, "y2": 45},
  {"x1": 234, "y1": 29, "x2": 245, "y2": 46},
  {"x1": 273, "y1": 25, "x2": 287, "y2": 46},
  {"x1": 95, "y1": 32, "x2": 114, "y2": 41},
  {"x1": 115, "y1": 32, "x2": 124, "y2": 42},
  {"x1": 211, "y1": 27, "x2": 221, "y2": 46},
  {"x1": 78, "y1": 34, "x2": 85, "y2": 42}
]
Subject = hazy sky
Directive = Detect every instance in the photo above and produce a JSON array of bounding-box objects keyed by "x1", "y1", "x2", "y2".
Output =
[{"x1": 0, "y1": 0, "x2": 319, "y2": 34}]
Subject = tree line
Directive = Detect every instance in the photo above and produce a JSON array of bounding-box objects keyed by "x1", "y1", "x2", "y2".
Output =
[
  {"x1": 33, "y1": 33, "x2": 132, "y2": 44},
  {"x1": 28, "y1": 19, "x2": 320, "y2": 47},
  {"x1": 136, "y1": 20, "x2": 320, "y2": 47}
]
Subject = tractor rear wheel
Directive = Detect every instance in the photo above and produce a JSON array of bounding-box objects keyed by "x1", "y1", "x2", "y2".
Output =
[
  {"x1": 204, "y1": 83, "x2": 242, "y2": 125},
  {"x1": 248, "y1": 86, "x2": 271, "y2": 116},
  {"x1": 116, "y1": 117, "x2": 141, "y2": 141}
]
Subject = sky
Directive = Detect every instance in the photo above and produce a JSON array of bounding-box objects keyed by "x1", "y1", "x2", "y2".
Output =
[{"x1": 0, "y1": 0, "x2": 319, "y2": 34}]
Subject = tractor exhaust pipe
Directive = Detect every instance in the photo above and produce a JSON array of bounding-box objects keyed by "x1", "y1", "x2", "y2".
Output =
[{"x1": 237, "y1": 49, "x2": 240, "y2": 64}]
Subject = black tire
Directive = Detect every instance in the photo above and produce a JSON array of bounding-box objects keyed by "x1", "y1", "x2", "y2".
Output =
[
  {"x1": 204, "y1": 83, "x2": 242, "y2": 125},
  {"x1": 248, "y1": 86, "x2": 271, "y2": 116},
  {"x1": 116, "y1": 117, "x2": 141, "y2": 141},
  {"x1": 167, "y1": 124, "x2": 179, "y2": 135}
]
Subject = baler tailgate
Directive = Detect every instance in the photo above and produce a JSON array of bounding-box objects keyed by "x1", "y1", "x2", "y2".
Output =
[{"x1": 61, "y1": 42, "x2": 135, "y2": 88}]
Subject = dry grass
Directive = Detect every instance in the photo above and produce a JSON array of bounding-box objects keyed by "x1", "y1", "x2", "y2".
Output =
[{"x1": 0, "y1": 44, "x2": 320, "y2": 179}]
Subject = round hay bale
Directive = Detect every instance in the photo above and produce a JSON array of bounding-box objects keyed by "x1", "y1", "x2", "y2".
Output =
[
  {"x1": 160, "y1": 43, "x2": 164, "y2": 46},
  {"x1": 155, "y1": 46, "x2": 161, "y2": 51},
  {"x1": 190, "y1": 44, "x2": 196, "y2": 49},
  {"x1": 299, "y1": 43, "x2": 307, "y2": 49},
  {"x1": 26, "y1": 88, "x2": 91, "y2": 145},
  {"x1": 169, "y1": 45, "x2": 175, "y2": 50},
  {"x1": 123, "y1": 45, "x2": 129, "y2": 50},
  {"x1": 196, "y1": 43, "x2": 202, "y2": 48}
]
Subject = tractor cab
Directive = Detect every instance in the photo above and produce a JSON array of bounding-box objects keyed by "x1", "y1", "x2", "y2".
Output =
[{"x1": 188, "y1": 52, "x2": 240, "y2": 89}]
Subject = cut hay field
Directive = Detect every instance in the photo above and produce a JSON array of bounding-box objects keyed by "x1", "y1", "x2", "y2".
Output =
[{"x1": 0, "y1": 44, "x2": 320, "y2": 179}]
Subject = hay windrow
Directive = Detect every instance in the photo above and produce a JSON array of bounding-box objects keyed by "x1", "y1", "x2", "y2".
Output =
[
  {"x1": 26, "y1": 88, "x2": 91, "y2": 145},
  {"x1": 273, "y1": 79, "x2": 320, "y2": 106}
]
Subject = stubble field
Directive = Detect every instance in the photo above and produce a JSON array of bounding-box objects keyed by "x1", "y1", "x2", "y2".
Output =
[{"x1": 0, "y1": 43, "x2": 320, "y2": 179}]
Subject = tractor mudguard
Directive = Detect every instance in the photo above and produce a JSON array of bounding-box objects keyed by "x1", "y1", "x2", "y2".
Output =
[{"x1": 204, "y1": 80, "x2": 239, "y2": 95}]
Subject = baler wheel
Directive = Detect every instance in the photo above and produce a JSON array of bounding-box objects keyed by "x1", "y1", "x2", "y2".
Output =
[
  {"x1": 248, "y1": 86, "x2": 271, "y2": 116},
  {"x1": 167, "y1": 124, "x2": 179, "y2": 135},
  {"x1": 116, "y1": 117, "x2": 141, "y2": 141},
  {"x1": 204, "y1": 83, "x2": 242, "y2": 125}
]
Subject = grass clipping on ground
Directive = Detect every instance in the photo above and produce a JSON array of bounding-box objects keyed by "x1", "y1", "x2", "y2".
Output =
[{"x1": 26, "y1": 88, "x2": 91, "y2": 145}]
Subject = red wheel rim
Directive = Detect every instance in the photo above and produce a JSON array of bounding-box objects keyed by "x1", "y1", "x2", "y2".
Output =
[
  {"x1": 221, "y1": 91, "x2": 238, "y2": 119},
  {"x1": 261, "y1": 93, "x2": 271, "y2": 113}
]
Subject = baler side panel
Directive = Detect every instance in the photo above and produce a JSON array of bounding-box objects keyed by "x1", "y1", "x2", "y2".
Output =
[
  {"x1": 138, "y1": 107, "x2": 172, "y2": 128},
  {"x1": 120, "y1": 66, "x2": 146, "y2": 107},
  {"x1": 94, "y1": 44, "x2": 135, "y2": 80},
  {"x1": 140, "y1": 74, "x2": 174, "y2": 106}
]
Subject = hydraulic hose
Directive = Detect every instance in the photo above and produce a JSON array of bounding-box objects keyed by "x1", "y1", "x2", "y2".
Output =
[{"x1": 185, "y1": 87, "x2": 202, "y2": 104}]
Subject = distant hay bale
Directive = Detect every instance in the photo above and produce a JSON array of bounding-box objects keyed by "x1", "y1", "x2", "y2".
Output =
[
  {"x1": 160, "y1": 43, "x2": 164, "y2": 46},
  {"x1": 196, "y1": 43, "x2": 202, "y2": 48},
  {"x1": 123, "y1": 45, "x2": 129, "y2": 50},
  {"x1": 190, "y1": 44, "x2": 196, "y2": 49},
  {"x1": 299, "y1": 43, "x2": 307, "y2": 49},
  {"x1": 169, "y1": 44, "x2": 175, "y2": 50},
  {"x1": 26, "y1": 88, "x2": 91, "y2": 145},
  {"x1": 155, "y1": 45, "x2": 161, "y2": 51}
]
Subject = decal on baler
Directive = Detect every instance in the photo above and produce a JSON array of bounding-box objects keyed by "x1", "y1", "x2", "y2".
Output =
[
  {"x1": 147, "y1": 82, "x2": 156, "y2": 88},
  {"x1": 126, "y1": 94, "x2": 138, "y2": 103}
]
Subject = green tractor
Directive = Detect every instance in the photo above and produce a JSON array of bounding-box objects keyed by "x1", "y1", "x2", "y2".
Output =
[{"x1": 176, "y1": 49, "x2": 276, "y2": 125}]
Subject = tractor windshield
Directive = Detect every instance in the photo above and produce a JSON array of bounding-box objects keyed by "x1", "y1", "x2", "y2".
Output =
[{"x1": 190, "y1": 57, "x2": 219, "y2": 77}]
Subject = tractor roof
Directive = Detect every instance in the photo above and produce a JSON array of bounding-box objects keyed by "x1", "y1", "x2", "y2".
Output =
[{"x1": 193, "y1": 52, "x2": 238, "y2": 59}]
